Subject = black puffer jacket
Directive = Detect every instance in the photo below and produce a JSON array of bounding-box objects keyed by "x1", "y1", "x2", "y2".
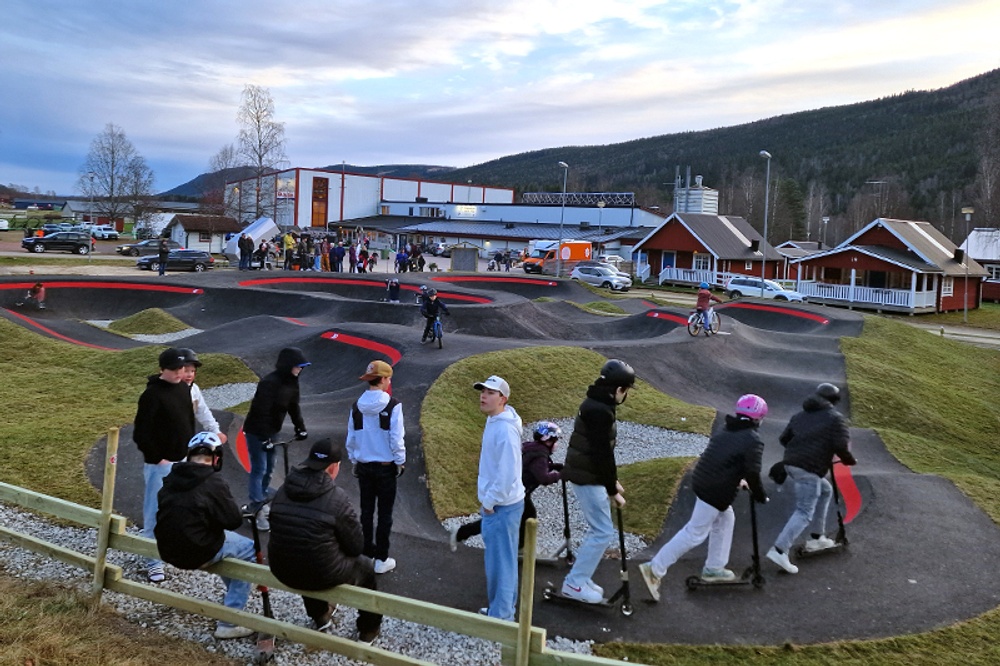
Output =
[
  {"x1": 243, "y1": 347, "x2": 307, "y2": 438},
  {"x1": 133, "y1": 376, "x2": 195, "y2": 464},
  {"x1": 561, "y1": 384, "x2": 619, "y2": 496},
  {"x1": 692, "y1": 415, "x2": 767, "y2": 511},
  {"x1": 268, "y1": 465, "x2": 363, "y2": 591},
  {"x1": 780, "y1": 394, "x2": 856, "y2": 477},
  {"x1": 154, "y1": 462, "x2": 243, "y2": 570}
]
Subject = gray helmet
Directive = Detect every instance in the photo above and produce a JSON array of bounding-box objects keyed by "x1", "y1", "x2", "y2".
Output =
[
  {"x1": 599, "y1": 359, "x2": 636, "y2": 388},
  {"x1": 816, "y1": 382, "x2": 841, "y2": 404}
]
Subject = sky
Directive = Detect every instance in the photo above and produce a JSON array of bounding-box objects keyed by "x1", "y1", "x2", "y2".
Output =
[{"x1": 2, "y1": 0, "x2": 999, "y2": 196}]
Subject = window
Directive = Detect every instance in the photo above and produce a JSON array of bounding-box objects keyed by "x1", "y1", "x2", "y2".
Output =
[
  {"x1": 198, "y1": 232, "x2": 211, "y2": 243},
  {"x1": 745, "y1": 261, "x2": 753, "y2": 270},
  {"x1": 942, "y1": 277, "x2": 954, "y2": 296},
  {"x1": 693, "y1": 254, "x2": 711, "y2": 271},
  {"x1": 988, "y1": 265, "x2": 1000, "y2": 280}
]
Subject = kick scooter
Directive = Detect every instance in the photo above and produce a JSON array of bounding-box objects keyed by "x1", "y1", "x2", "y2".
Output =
[
  {"x1": 542, "y1": 504, "x2": 634, "y2": 616},
  {"x1": 535, "y1": 479, "x2": 576, "y2": 566},
  {"x1": 242, "y1": 500, "x2": 275, "y2": 663},
  {"x1": 686, "y1": 488, "x2": 765, "y2": 590}
]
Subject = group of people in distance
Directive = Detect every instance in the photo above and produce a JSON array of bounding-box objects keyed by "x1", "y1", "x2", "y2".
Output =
[{"x1": 131, "y1": 341, "x2": 855, "y2": 642}]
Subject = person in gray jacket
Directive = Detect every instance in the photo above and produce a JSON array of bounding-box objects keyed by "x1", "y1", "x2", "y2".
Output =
[{"x1": 766, "y1": 382, "x2": 857, "y2": 574}]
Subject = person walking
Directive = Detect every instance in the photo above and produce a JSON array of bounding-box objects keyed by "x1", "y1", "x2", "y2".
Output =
[
  {"x1": 559, "y1": 359, "x2": 634, "y2": 603},
  {"x1": 242, "y1": 347, "x2": 310, "y2": 530},
  {"x1": 639, "y1": 394, "x2": 769, "y2": 601},
  {"x1": 766, "y1": 382, "x2": 857, "y2": 574},
  {"x1": 346, "y1": 360, "x2": 405, "y2": 575},
  {"x1": 268, "y1": 437, "x2": 383, "y2": 643},
  {"x1": 472, "y1": 375, "x2": 524, "y2": 620},
  {"x1": 132, "y1": 348, "x2": 195, "y2": 583},
  {"x1": 157, "y1": 237, "x2": 170, "y2": 276},
  {"x1": 154, "y1": 432, "x2": 256, "y2": 639}
]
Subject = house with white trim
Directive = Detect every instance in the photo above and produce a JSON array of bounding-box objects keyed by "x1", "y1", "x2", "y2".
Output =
[{"x1": 961, "y1": 227, "x2": 1000, "y2": 302}]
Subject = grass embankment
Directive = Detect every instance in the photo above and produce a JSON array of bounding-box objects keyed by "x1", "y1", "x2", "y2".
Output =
[
  {"x1": 106, "y1": 308, "x2": 193, "y2": 335},
  {"x1": 885, "y1": 301, "x2": 1000, "y2": 332},
  {"x1": 0, "y1": 256, "x2": 136, "y2": 268},
  {"x1": 567, "y1": 301, "x2": 629, "y2": 316},
  {"x1": 0, "y1": 318, "x2": 257, "y2": 505},
  {"x1": 420, "y1": 346, "x2": 714, "y2": 529},
  {"x1": 596, "y1": 315, "x2": 1000, "y2": 664},
  {"x1": 0, "y1": 576, "x2": 239, "y2": 666}
]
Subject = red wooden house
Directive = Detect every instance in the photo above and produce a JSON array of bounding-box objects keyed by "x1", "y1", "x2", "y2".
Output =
[
  {"x1": 793, "y1": 218, "x2": 988, "y2": 314},
  {"x1": 631, "y1": 213, "x2": 783, "y2": 287}
]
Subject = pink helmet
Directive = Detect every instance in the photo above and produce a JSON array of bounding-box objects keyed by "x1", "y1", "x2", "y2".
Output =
[{"x1": 735, "y1": 394, "x2": 768, "y2": 420}]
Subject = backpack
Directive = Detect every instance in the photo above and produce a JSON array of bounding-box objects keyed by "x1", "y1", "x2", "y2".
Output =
[{"x1": 351, "y1": 396, "x2": 401, "y2": 431}]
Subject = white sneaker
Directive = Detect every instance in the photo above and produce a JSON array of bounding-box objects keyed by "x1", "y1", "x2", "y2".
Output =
[
  {"x1": 255, "y1": 504, "x2": 270, "y2": 532},
  {"x1": 449, "y1": 525, "x2": 459, "y2": 553},
  {"x1": 701, "y1": 567, "x2": 736, "y2": 581},
  {"x1": 374, "y1": 557, "x2": 396, "y2": 574},
  {"x1": 561, "y1": 579, "x2": 603, "y2": 604},
  {"x1": 766, "y1": 547, "x2": 799, "y2": 574},
  {"x1": 214, "y1": 624, "x2": 254, "y2": 639},
  {"x1": 804, "y1": 535, "x2": 837, "y2": 552},
  {"x1": 586, "y1": 579, "x2": 604, "y2": 597},
  {"x1": 639, "y1": 562, "x2": 661, "y2": 602}
]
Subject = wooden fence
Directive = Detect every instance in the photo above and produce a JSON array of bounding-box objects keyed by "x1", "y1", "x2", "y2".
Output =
[{"x1": 0, "y1": 427, "x2": 639, "y2": 666}]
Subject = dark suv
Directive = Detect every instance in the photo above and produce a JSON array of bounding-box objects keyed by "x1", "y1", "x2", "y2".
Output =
[{"x1": 21, "y1": 231, "x2": 92, "y2": 255}]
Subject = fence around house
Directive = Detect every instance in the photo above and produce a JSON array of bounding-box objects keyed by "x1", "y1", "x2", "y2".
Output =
[
  {"x1": 796, "y1": 281, "x2": 937, "y2": 309},
  {"x1": 0, "y1": 428, "x2": 639, "y2": 666}
]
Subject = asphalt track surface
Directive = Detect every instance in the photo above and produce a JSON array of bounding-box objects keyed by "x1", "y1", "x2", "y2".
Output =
[{"x1": 3, "y1": 271, "x2": 1000, "y2": 647}]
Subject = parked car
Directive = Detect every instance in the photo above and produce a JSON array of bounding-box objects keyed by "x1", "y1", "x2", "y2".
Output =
[
  {"x1": 136, "y1": 249, "x2": 215, "y2": 272},
  {"x1": 90, "y1": 225, "x2": 119, "y2": 240},
  {"x1": 598, "y1": 254, "x2": 625, "y2": 267},
  {"x1": 116, "y1": 239, "x2": 182, "y2": 256},
  {"x1": 576, "y1": 260, "x2": 630, "y2": 280},
  {"x1": 570, "y1": 265, "x2": 632, "y2": 291},
  {"x1": 726, "y1": 276, "x2": 807, "y2": 302},
  {"x1": 21, "y1": 231, "x2": 92, "y2": 254}
]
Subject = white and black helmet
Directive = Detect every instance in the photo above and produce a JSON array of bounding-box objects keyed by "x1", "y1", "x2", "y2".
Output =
[{"x1": 188, "y1": 431, "x2": 224, "y2": 469}]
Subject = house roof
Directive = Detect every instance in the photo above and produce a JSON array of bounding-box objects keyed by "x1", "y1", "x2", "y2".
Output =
[
  {"x1": 841, "y1": 218, "x2": 987, "y2": 277},
  {"x1": 166, "y1": 214, "x2": 241, "y2": 233},
  {"x1": 632, "y1": 212, "x2": 783, "y2": 260},
  {"x1": 345, "y1": 215, "x2": 655, "y2": 244},
  {"x1": 962, "y1": 228, "x2": 1000, "y2": 261},
  {"x1": 776, "y1": 240, "x2": 823, "y2": 252}
]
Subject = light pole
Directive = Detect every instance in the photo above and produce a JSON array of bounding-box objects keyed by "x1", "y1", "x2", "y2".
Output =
[
  {"x1": 759, "y1": 150, "x2": 772, "y2": 297},
  {"x1": 88, "y1": 172, "x2": 95, "y2": 262},
  {"x1": 962, "y1": 207, "x2": 974, "y2": 323},
  {"x1": 597, "y1": 200, "x2": 606, "y2": 237},
  {"x1": 822, "y1": 216, "x2": 830, "y2": 248},
  {"x1": 557, "y1": 161, "x2": 569, "y2": 278}
]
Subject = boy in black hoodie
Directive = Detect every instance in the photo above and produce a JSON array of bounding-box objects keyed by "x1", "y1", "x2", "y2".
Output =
[
  {"x1": 243, "y1": 347, "x2": 310, "y2": 530},
  {"x1": 133, "y1": 347, "x2": 195, "y2": 583},
  {"x1": 638, "y1": 394, "x2": 769, "y2": 602},
  {"x1": 155, "y1": 432, "x2": 256, "y2": 640}
]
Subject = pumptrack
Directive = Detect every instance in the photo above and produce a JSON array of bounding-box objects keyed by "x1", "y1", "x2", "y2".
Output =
[{"x1": 3, "y1": 272, "x2": 999, "y2": 646}]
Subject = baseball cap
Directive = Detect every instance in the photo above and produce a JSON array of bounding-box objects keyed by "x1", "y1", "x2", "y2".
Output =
[
  {"x1": 158, "y1": 348, "x2": 186, "y2": 371},
  {"x1": 304, "y1": 437, "x2": 345, "y2": 470},
  {"x1": 360, "y1": 360, "x2": 393, "y2": 381},
  {"x1": 473, "y1": 375, "x2": 510, "y2": 398}
]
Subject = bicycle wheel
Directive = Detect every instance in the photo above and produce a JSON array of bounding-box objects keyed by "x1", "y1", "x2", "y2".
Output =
[
  {"x1": 709, "y1": 311, "x2": 722, "y2": 335},
  {"x1": 435, "y1": 320, "x2": 443, "y2": 349},
  {"x1": 687, "y1": 315, "x2": 701, "y2": 337}
]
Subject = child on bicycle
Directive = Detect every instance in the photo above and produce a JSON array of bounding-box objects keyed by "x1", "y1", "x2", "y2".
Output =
[
  {"x1": 419, "y1": 287, "x2": 450, "y2": 343},
  {"x1": 696, "y1": 282, "x2": 723, "y2": 334}
]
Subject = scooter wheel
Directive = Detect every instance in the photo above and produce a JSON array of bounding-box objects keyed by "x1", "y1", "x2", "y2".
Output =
[
  {"x1": 685, "y1": 575, "x2": 700, "y2": 590},
  {"x1": 542, "y1": 588, "x2": 555, "y2": 601},
  {"x1": 621, "y1": 602, "x2": 634, "y2": 617},
  {"x1": 565, "y1": 552, "x2": 576, "y2": 566},
  {"x1": 752, "y1": 574, "x2": 766, "y2": 589}
]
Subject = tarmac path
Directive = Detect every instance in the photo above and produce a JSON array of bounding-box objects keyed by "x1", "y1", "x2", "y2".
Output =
[{"x1": 2, "y1": 269, "x2": 999, "y2": 647}]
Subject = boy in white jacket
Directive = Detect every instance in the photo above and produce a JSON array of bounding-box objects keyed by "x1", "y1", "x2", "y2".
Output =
[
  {"x1": 179, "y1": 349, "x2": 227, "y2": 444},
  {"x1": 473, "y1": 375, "x2": 524, "y2": 620},
  {"x1": 346, "y1": 360, "x2": 406, "y2": 575}
]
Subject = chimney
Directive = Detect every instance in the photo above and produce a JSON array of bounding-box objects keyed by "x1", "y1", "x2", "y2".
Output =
[
  {"x1": 749, "y1": 239, "x2": 760, "y2": 253},
  {"x1": 954, "y1": 248, "x2": 964, "y2": 263}
]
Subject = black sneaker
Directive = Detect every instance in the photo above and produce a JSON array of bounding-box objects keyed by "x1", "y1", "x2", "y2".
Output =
[{"x1": 358, "y1": 627, "x2": 380, "y2": 644}]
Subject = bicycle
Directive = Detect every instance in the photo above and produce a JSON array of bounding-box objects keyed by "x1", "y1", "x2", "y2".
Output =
[
  {"x1": 426, "y1": 313, "x2": 444, "y2": 349},
  {"x1": 687, "y1": 307, "x2": 721, "y2": 337}
]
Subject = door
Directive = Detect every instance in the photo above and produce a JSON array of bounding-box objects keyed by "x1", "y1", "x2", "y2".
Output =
[{"x1": 661, "y1": 251, "x2": 675, "y2": 270}]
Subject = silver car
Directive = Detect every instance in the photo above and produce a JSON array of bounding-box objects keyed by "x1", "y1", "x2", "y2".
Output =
[
  {"x1": 570, "y1": 265, "x2": 631, "y2": 291},
  {"x1": 726, "y1": 276, "x2": 807, "y2": 302}
]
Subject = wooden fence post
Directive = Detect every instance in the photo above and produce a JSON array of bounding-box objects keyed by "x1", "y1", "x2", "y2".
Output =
[
  {"x1": 514, "y1": 517, "x2": 539, "y2": 666},
  {"x1": 91, "y1": 427, "x2": 119, "y2": 603}
]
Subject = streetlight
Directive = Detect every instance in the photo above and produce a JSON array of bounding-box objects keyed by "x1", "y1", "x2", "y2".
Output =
[
  {"x1": 759, "y1": 150, "x2": 772, "y2": 297},
  {"x1": 88, "y1": 172, "x2": 95, "y2": 263},
  {"x1": 557, "y1": 161, "x2": 569, "y2": 277},
  {"x1": 822, "y1": 216, "x2": 830, "y2": 248},
  {"x1": 962, "y1": 206, "x2": 974, "y2": 323},
  {"x1": 597, "y1": 200, "x2": 606, "y2": 236}
]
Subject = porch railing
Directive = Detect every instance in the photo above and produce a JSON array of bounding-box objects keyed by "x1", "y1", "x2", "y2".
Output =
[{"x1": 797, "y1": 281, "x2": 936, "y2": 309}]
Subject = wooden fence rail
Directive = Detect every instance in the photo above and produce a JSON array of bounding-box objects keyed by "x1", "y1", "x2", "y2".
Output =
[{"x1": 0, "y1": 428, "x2": 637, "y2": 666}]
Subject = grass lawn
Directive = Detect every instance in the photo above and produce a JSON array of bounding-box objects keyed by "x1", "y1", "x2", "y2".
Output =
[
  {"x1": 0, "y1": 256, "x2": 136, "y2": 268},
  {"x1": 884, "y1": 301, "x2": 1000, "y2": 332},
  {"x1": 106, "y1": 308, "x2": 192, "y2": 335}
]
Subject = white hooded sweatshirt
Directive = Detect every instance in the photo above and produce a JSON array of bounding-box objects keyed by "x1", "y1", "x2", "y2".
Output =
[
  {"x1": 478, "y1": 405, "x2": 525, "y2": 511},
  {"x1": 345, "y1": 389, "x2": 405, "y2": 465}
]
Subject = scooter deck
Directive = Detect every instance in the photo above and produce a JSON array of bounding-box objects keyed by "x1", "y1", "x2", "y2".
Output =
[
  {"x1": 541, "y1": 585, "x2": 616, "y2": 609},
  {"x1": 685, "y1": 565, "x2": 764, "y2": 590},
  {"x1": 793, "y1": 541, "x2": 847, "y2": 559}
]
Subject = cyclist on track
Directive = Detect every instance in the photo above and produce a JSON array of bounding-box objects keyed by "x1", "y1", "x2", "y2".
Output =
[
  {"x1": 419, "y1": 287, "x2": 450, "y2": 343},
  {"x1": 695, "y1": 282, "x2": 723, "y2": 335}
]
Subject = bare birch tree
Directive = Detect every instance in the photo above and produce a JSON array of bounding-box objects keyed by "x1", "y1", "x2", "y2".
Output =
[
  {"x1": 236, "y1": 85, "x2": 287, "y2": 219},
  {"x1": 201, "y1": 143, "x2": 241, "y2": 218},
  {"x1": 78, "y1": 123, "x2": 155, "y2": 234}
]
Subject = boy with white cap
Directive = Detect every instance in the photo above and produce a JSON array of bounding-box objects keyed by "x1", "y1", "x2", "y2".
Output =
[
  {"x1": 473, "y1": 375, "x2": 524, "y2": 620},
  {"x1": 346, "y1": 360, "x2": 405, "y2": 575}
]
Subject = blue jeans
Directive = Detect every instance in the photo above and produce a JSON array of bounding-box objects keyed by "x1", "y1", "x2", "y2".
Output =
[
  {"x1": 565, "y1": 483, "x2": 615, "y2": 590},
  {"x1": 157, "y1": 256, "x2": 167, "y2": 276},
  {"x1": 482, "y1": 500, "x2": 523, "y2": 620},
  {"x1": 142, "y1": 461, "x2": 174, "y2": 568},
  {"x1": 774, "y1": 465, "x2": 832, "y2": 552},
  {"x1": 245, "y1": 431, "x2": 276, "y2": 506},
  {"x1": 204, "y1": 530, "x2": 256, "y2": 625}
]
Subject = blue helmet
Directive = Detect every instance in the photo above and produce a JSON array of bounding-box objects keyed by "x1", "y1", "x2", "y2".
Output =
[
  {"x1": 699, "y1": 282, "x2": 710, "y2": 289},
  {"x1": 534, "y1": 421, "x2": 562, "y2": 442}
]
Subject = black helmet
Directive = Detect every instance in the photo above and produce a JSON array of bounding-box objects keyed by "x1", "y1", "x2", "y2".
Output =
[
  {"x1": 177, "y1": 348, "x2": 202, "y2": 367},
  {"x1": 816, "y1": 382, "x2": 840, "y2": 404},
  {"x1": 426, "y1": 288, "x2": 438, "y2": 297},
  {"x1": 599, "y1": 359, "x2": 635, "y2": 388}
]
